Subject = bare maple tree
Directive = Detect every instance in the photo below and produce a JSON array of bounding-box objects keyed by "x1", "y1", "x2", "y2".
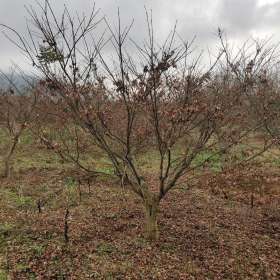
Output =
[
  {"x1": 0, "y1": 72, "x2": 38, "y2": 177},
  {"x1": 218, "y1": 30, "x2": 280, "y2": 158},
  {"x1": 1, "y1": 1, "x2": 270, "y2": 239}
]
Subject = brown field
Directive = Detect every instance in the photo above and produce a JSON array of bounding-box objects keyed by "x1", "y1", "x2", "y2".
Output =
[
  {"x1": 0, "y1": 132, "x2": 279, "y2": 280},
  {"x1": 1, "y1": 1, "x2": 280, "y2": 279}
]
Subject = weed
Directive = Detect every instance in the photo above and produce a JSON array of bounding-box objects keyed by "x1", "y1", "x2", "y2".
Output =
[{"x1": 30, "y1": 244, "x2": 45, "y2": 257}]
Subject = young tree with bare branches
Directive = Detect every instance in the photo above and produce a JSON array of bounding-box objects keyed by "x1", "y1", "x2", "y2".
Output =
[
  {"x1": 1, "y1": 1, "x2": 270, "y2": 240},
  {"x1": 218, "y1": 30, "x2": 280, "y2": 158},
  {"x1": 0, "y1": 73, "x2": 38, "y2": 177}
]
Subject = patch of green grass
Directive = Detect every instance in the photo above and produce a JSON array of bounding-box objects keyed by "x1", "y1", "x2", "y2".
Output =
[
  {"x1": 0, "y1": 128, "x2": 65, "y2": 173},
  {"x1": 0, "y1": 224, "x2": 13, "y2": 267},
  {"x1": 0, "y1": 223, "x2": 13, "y2": 237},
  {"x1": 137, "y1": 146, "x2": 224, "y2": 173},
  {"x1": 64, "y1": 176, "x2": 77, "y2": 187},
  {"x1": 193, "y1": 150, "x2": 222, "y2": 172},
  {"x1": 96, "y1": 242, "x2": 116, "y2": 255},
  {"x1": 133, "y1": 237, "x2": 149, "y2": 249},
  {"x1": 1, "y1": 189, "x2": 34, "y2": 210},
  {"x1": 96, "y1": 166, "x2": 114, "y2": 175},
  {"x1": 0, "y1": 187, "x2": 34, "y2": 211},
  {"x1": 0, "y1": 270, "x2": 8, "y2": 280},
  {"x1": 270, "y1": 156, "x2": 280, "y2": 167},
  {"x1": 15, "y1": 150, "x2": 62, "y2": 171},
  {"x1": 15, "y1": 263, "x2": 29, "y2": 273},
  {"x1": 30, "y1": 244, "x2": 45, "y2": 257},
  {"x1": 19, "y1": 131, "x2": 34, "y2": 145},
  {"x1": 160, "y1": 242, "x2": 177, "y2": 253},
  {"x1": 103, "y1": 212, "x2": 119, "y2": 220},
  {"x1": 64, "y1": 177, "x2": 79, "y2": 206},
  {"x1": 137, "y1": 149, "x2": 160, "y2": 171}
]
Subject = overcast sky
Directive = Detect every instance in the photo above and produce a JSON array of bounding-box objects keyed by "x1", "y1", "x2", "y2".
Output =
[{"x1": 1, "y1": 0, "x2": 280, "y2": 71}]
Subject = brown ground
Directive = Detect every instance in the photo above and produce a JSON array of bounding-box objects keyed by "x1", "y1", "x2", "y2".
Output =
[{"x1": 0, "y1": 166, "x2": 279, "y2": 280}]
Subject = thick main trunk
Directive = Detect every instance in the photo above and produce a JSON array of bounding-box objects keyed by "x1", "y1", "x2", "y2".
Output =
[{"x1": 143, "y1": 195, "x2": 159, "y2": 241}]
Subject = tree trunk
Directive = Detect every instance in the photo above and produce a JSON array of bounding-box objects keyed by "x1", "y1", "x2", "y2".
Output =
[
  {"x1": 3, "y1": 135, "x2": 19, "y2": 178},
  {"x1": 4, "y1": 158, "x2": 12, "y2": 178},
  {"x1": 143, "y1": 195, "x2": 159, "y2": 241},
  {"x1": 215, "y1": 127, "x2": 231, "y2": 171}
]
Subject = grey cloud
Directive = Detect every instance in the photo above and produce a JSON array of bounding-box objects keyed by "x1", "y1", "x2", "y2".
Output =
[
  {"x1": 1, "y1": 0, "x2": 280, "y2": 71},
  {"x1": 217, "y1": 0, "x2": 280, "y2": 38},
  {"x1": 218, "y1": 0, "x2": 258, "y2": 33}
]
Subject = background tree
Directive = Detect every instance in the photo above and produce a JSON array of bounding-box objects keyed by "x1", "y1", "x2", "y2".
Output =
[
  {"x1": 218, "y1": 31, "x2": 280, "y2": 159},
  {"x1": 0, "y1": 71, "x2": 38, "y2": 177}
]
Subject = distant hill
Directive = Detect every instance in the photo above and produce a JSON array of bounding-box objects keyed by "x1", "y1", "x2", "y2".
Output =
[{"x1": 0, "y1": 73, "x2": 37, "y2": 89}]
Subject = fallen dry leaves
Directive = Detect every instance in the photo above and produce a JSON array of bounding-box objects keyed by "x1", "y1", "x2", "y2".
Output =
[{"x1": 0, "y1": 167, "x2": 279, "y2": 279}]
